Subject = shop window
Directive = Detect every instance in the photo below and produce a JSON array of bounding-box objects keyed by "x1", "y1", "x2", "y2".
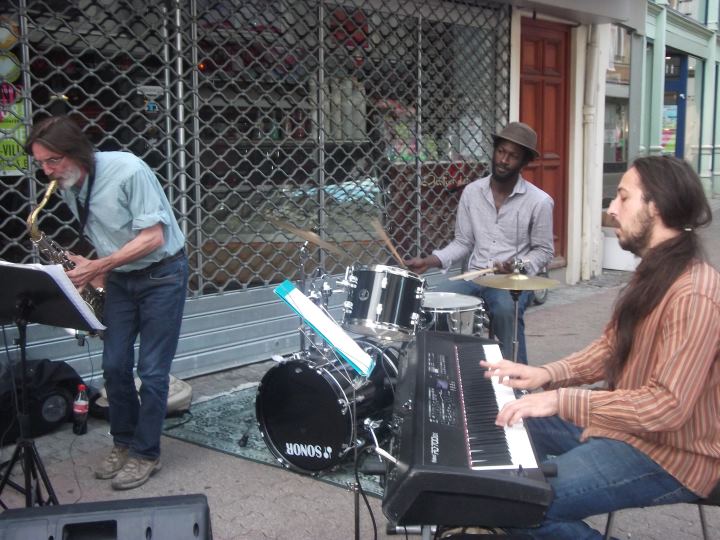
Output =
[
  {"x1": 602, "y1": 98, "x2": 629, "y2": 203},
  {"x1": 607, "y1": 25, "x2": 631, "y2": 85},
  {"x1": 667, "y1": 0, "x2": 705, "y2": 22},
  {"x1": 662, "y1": 53, "x2": 703, "y2": 170},
  {"x1": 684, "y1": 57, "x2": 702, "y2": 169}
]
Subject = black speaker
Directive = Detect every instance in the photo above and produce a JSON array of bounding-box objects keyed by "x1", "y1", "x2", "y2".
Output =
[{"x1": 0, "y1": 494, "x2": 212, "y2": 539}]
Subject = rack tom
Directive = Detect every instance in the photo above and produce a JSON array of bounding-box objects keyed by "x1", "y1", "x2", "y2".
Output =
[{"x1": 341, "y1": 265, "x2": 425, "y2": 341}]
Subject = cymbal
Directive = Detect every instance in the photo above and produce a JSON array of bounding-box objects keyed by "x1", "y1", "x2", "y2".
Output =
[
  {"x1": 266, "y1": 216, "x2": 346, "y2": 257},
  {"x1": 474, "y1": 272, "x2": 560, "y2": 291}
]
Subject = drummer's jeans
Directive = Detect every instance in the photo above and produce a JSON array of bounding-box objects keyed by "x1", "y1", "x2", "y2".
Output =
[
  {"x1": 434, "y1": 280, "x2": 533, "y2": 363},
  {"x1": 504, "y1": 416, "x2": 697, "y2": 539}
]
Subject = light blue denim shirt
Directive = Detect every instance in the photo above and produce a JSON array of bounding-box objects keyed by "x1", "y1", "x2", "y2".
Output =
[{"x1": 61, "y1": 151, "x2": 185, "y2": 272}]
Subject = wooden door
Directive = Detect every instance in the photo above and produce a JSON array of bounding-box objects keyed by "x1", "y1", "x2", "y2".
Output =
[{"x1": 520, "y1": 18, "x2": 570, "y2": 264}]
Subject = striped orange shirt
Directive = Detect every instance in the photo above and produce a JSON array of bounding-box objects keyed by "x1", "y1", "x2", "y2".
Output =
[{"x1": 542, "y1": 260, "x2": 720, "y2": 497}]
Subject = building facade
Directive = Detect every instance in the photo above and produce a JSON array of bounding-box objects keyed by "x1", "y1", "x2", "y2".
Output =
[{"x1": 1, "y1": 0, "x2": 652, "y2": 381}]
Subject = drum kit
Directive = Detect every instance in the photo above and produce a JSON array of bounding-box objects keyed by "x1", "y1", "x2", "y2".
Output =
[{"x1": 255, "y1": 217, "x2": 560, "y2": 476}]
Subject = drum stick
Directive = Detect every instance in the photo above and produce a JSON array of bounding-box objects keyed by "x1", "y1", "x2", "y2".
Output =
[
  {"x1": 449, "y1": 268, "x2": 495, "y2": 281},
  {"x1": 370, "y1": 218, "x2": 407, "y2": 269}
]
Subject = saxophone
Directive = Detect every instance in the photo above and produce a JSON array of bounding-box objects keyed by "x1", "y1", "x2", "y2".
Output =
[{"x1": 27, "y1": 180, "x2": 106, "y2": 321}]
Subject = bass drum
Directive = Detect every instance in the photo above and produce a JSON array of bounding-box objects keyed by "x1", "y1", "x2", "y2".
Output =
[{"x1": 255, "y1": 341, "x2": 398, "y2": 474}]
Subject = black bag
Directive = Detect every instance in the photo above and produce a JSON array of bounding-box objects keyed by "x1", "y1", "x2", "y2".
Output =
[{"x1": 0, "y1": 358, "x2": 84, "y2": 445}]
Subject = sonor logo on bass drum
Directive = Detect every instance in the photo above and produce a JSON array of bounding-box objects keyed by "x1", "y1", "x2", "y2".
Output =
[
  {"x1": 285, "y1": 442, "x2": 333, "y2": 460},
  {"x1": 430, "y1": 432, "x2": 440, "y2": 463}
]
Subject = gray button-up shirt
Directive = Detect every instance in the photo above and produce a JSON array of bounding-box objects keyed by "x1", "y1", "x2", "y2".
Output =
[
  {"x1": 432, "y1": 174, "x2": 554, "y2": 276},
  {"x1": 62, "y1": 151, "x2": 185, "y2": 272}
]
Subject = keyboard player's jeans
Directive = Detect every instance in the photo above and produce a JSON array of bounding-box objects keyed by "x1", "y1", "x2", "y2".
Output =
[
  {"x1": 433, "y1": 279, "x2": 533, "y2": 364},
  {"x1": 506, "y1": 415, "x2": 698, "y2": 540}
]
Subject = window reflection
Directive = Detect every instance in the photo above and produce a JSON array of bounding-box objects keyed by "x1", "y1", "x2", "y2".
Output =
[
  {"x1": 602, "y1": 98, "x2": 629, "y2": 202},
  {"x1": 607, "y1": 25, "x2": 631, "y2": 85},
  {"x1": 667, "y1": 0, "x2": 703, "y2": 21},
  {"x1": 684, "y1": 57, "x2": 702, "y2": 169}
]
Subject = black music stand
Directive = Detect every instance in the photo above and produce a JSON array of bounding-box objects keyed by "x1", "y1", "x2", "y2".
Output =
[{"x1": 0, "y1": 262, "x2": 103, "y2": 508}]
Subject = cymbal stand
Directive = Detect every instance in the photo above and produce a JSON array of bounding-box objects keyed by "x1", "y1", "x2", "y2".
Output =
[
  {"x1": 305, "y1": 273, "x2": 335, "y2": 355},
  {"x1": 510, "y1": 288, "x2": 521, "y2": 363},
  {"x1": 508, "y1": 258, "x2": 525, "y2": 363},
  {"x1": 0, "y1": 296, "x2": 59, "y2": 508},
  {"x1": 298, "y1": 240, "x2": 310, "y2": 351}
]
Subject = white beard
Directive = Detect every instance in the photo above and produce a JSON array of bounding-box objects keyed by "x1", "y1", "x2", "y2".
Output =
[{"x1": 56, "y1": 165, "x2": 83, "y2": 189}]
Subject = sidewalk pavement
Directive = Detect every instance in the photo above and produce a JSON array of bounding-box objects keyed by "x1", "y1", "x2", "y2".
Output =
[{"x1": 1, "y1": 204, "x2": 719, "y2": 539}]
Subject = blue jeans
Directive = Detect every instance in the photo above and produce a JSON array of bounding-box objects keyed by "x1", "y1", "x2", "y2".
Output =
[
  {"x1": 435, "y1": 279, "x2": 533, "y2": 363},
  {"x1": 102, "y1": 254, "x2": 188, "y2": 460},
  {"x1": 508, "y1": 416, "x2": 698, "y2": 539}
]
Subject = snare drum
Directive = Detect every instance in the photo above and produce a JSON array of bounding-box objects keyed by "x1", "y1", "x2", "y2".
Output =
[
  {"x1": 421, "y1": 291, "x2": 488, "y2": 335},
  {"x1": 255, "y1": 341, "x2": 397, "y2": 474},
  {"x1": 341, "y1": 265, "x2": 425, "y2": 341}
]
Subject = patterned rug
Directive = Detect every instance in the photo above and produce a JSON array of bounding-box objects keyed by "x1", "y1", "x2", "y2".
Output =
[{"x1": 163, "y1": 383, "x2": 384, "y2": 497}]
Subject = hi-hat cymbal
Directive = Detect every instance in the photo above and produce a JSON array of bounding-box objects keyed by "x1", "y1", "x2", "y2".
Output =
[
  {"x1": 474, "y1": 272, "x2": 560, "y2": 291},
  {"x1": 266, "y1": 216, "x2": 346, "y2": 257}
]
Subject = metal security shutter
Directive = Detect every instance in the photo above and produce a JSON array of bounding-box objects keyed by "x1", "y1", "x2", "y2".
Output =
[{"x1": 0, "y1": 0, "x2": 509, "y2": 380}]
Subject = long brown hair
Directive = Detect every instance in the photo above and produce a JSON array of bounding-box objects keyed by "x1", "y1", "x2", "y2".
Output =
[
  {"x1": 25, "y1": 115, "x2": 95, "y2": 177},
  {"x1": 605, "y1": 156, "x2": 712, "y2": 388}
]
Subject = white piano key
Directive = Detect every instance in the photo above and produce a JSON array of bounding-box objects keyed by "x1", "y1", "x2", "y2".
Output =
[{"x1": 470, "y1": 344, "x2": 538, "y2": 471}]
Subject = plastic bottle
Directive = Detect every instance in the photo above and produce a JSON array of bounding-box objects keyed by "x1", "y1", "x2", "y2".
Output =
[{"x1": 72, "y1": 383, "x2": 89, "y2": 435}]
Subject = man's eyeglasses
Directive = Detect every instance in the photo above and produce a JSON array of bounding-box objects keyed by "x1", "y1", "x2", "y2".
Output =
[{"x1": 34, "y1": 156, "x2": 64, "y2": 168}]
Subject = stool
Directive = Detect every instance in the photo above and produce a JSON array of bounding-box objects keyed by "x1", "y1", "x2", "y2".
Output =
[{"x1": 604, "y1": 481, "x2": 720, "y2": 540}]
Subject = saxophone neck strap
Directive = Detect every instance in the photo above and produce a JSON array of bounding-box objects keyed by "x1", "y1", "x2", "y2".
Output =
[{"x1": 78, "y1": 170, "x2": 95, "y2": 241}]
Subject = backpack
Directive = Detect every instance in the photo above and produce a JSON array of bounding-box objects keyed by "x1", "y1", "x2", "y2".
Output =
[{"x1": 0, "y1": 358, "x2": 83, "y2": 445}]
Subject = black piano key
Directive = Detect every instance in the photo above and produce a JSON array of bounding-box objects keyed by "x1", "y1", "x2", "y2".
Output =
[{"x1": 456, "y1": 343, "x2": 513, "y2": 466}]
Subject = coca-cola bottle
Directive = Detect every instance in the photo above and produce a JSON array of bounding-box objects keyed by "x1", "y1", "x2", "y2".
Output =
[{"x1": 72, "y1": 384, "x2": 89, "y2": 435}]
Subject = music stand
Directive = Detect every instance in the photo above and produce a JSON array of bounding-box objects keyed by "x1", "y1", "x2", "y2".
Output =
[{"x1": 0, "y1": 262, "x2": 104, "y2": 508}]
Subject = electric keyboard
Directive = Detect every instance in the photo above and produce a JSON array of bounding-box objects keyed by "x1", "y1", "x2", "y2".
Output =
[{"x1": 382, "y1": 331, "x2": 553, "y2": 527}]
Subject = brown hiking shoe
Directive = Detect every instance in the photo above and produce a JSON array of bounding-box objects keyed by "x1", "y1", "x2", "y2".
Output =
[
  {"x1": 111, "y1": 456, "x2": 162, "y2": 490},
  {"x1": 95, "y1": 446, "x2": 129, "y2": 479}
]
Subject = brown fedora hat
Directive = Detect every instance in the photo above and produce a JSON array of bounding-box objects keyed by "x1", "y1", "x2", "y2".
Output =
[{"x1": 492, "y1": 122, "x2": 539, "y2": 159}]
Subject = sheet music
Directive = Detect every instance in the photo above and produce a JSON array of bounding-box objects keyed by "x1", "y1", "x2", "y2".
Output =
[
  {"x1": 0, "y1": 260, "x2": 105, "y2": 331},
  {"x1": 274, "y1": 280, "x2": 374, "y2": 376}
]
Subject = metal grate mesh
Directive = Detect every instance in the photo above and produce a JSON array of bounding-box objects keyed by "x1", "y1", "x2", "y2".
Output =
[{"x1": 1, "y1": 0, "x2": 509, "y2": 295}]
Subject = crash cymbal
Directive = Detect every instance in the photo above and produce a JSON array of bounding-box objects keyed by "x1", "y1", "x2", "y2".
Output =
[
  {"x1": 474, "y1": 272, "x2": 560, "y2": 291},
  {"x1": 266, "y1": 216, "x2": 346, "y2": 257}
]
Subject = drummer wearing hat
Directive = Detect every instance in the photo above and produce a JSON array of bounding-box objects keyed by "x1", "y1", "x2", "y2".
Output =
[{"x1": 405, "y1": 121, "x2": 554, "y2": 364}]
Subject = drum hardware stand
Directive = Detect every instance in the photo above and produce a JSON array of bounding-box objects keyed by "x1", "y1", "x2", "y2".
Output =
[
  {"x1": 298, "y1": 240, "x2": 311, "y2": 351},
  {"x1": 509, "y1": 287, "x2": 522, "y2": 363},
  {"x1": 509, "y1": 257, "x2": 526, "y2": 363},
  {"x1": 364, "y1": 418, "x2": 397, "y2": 465},
  {"x1": 302, "y1": 266, "x2": 338, "y2": 355},
  {"x1": 386, "y1": 524, "x2": 437, "y2": 537}
]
